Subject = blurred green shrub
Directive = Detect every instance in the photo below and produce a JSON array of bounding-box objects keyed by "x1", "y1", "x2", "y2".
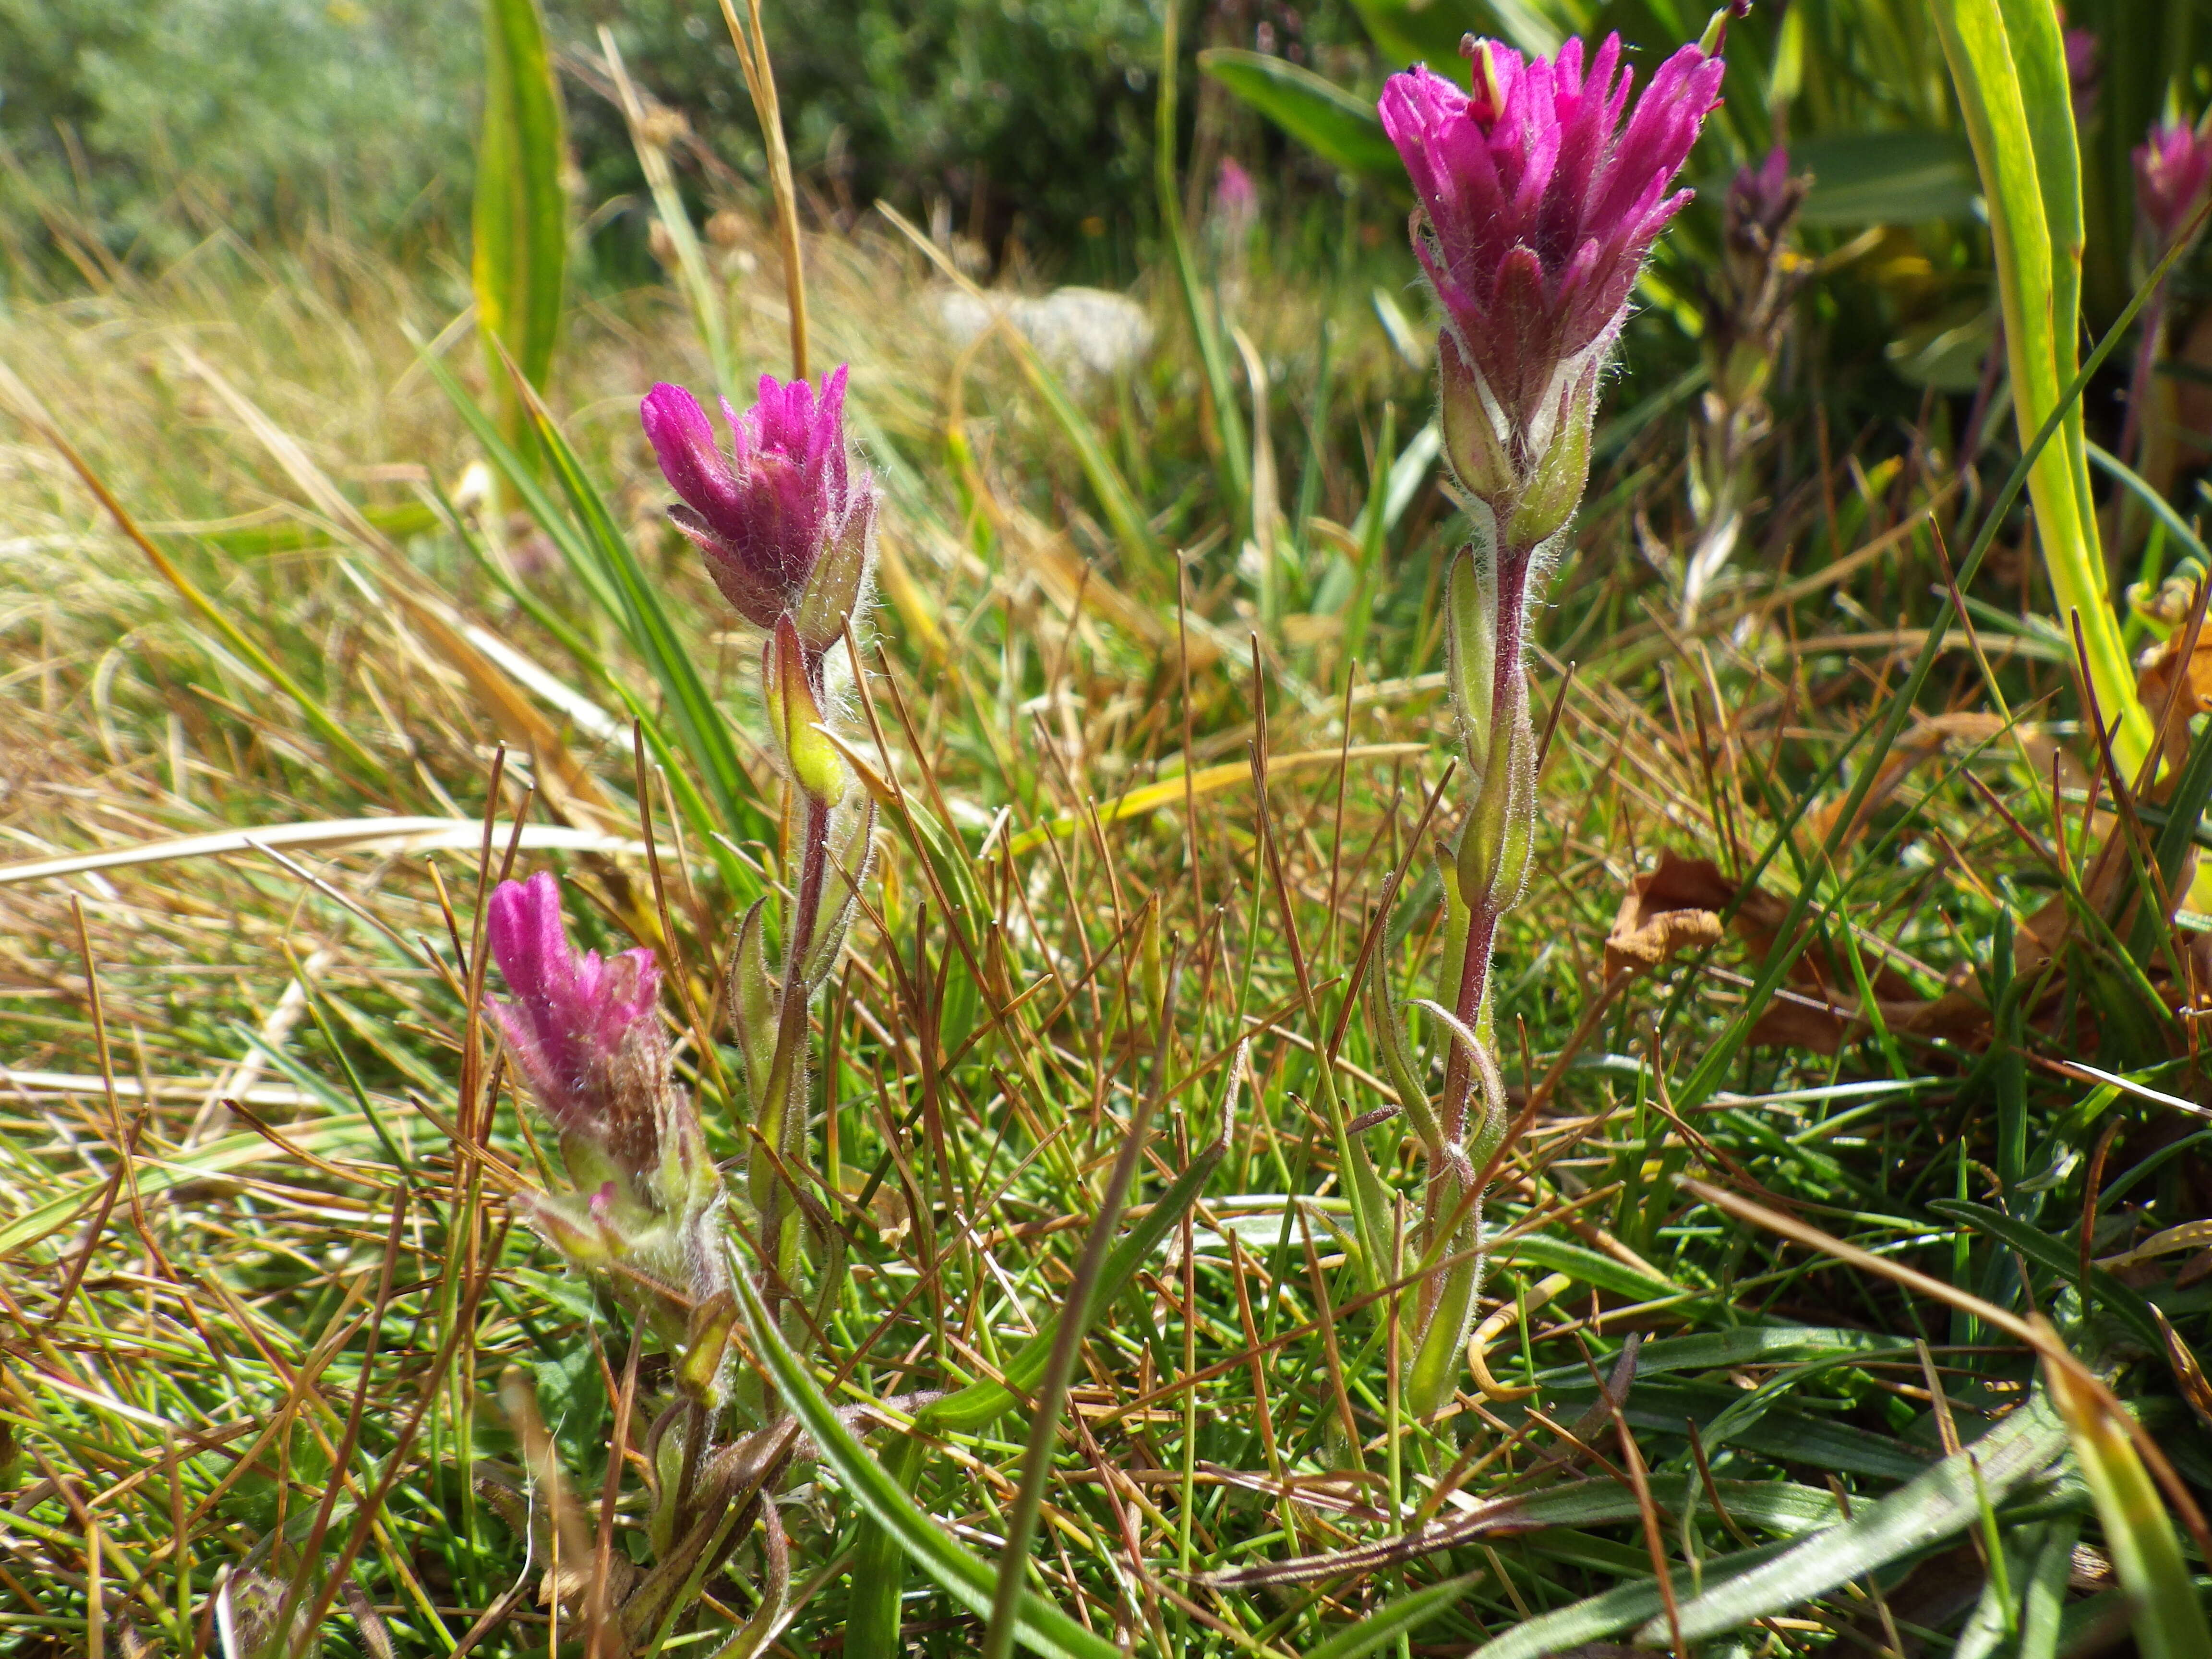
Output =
[
  {"x1": 0, "y1": 0, "x2": 478, "y2": 257},
  {"x1": 575, "y1": 0, "x2": 1358, "y2": 268},
  {"x1": 1, "y1": 0, "x2": 1365, "y2": 278}
]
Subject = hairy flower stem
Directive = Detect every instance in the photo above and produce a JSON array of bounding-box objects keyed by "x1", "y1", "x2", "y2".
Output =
[
  {"x1": 1440, "y1": 543, "x2": 1530, "y2": 1136},
  {"x1": 755, "y1": 769, "x2": 833, "y2": 1313},
  {"x1": 1404, "y1": 539, "x2": 1532, "y2": 1419}
]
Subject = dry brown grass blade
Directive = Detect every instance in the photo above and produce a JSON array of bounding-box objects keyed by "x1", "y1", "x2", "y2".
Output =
[
  {"x1": 0, "y1": 355, "x2": 393, "y2": 785},
  {"x1": 715, "y1": 0, "x2": 807, "y2": 378},
  {"x1": 173, "y1": 343, "x2": 627, "y2": 830}
]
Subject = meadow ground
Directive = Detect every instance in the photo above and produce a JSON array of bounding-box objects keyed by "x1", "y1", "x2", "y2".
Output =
[{"x1": 2, "y1": 107, "x2": 2212, "y2": 1657}]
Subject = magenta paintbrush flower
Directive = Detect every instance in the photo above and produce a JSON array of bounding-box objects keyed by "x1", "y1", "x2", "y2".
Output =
[
  {"x1": 1381, "y1": 34, "x2": 1722, "y2": 536},
  {"x1": 486, "y1": 870, "x2": 669, "y2": 1178},
  {"x1": 641, "y1": 367, "x2": 875, "y2": 650},
  {"x1": 485, "y1": 871, "x2": 731, "y2": 1395},
  {"x1": 2136, "y1": 115, "x2": 2212, "y2": 255}
]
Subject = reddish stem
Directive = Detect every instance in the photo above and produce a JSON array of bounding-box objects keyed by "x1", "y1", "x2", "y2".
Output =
[
  {"x1": 1439, "y1": 543, "x2": 1531, "y2": 1144},
  {"x1": 754, "y1": 648, "x2": 838, "y2": 1305}
]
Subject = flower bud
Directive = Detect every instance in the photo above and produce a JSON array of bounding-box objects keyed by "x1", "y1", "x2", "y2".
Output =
[
  {"x1": 2136, "y1": 113, "x2": 2212, "y2": 259},
  {"x1": 1445, "y1": 549, "x2": 1497, "y2": 770},
  {"x1": 762, "y1": 614, "x2": 848, "y2": 801},
  {"x1": 1438, "y1": 335, "x2": 1518, "y2": 508}
]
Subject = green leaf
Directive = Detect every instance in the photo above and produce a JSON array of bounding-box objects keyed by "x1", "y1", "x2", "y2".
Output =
[
  {"x1": 1540, "y1": 1379, "x2": 1934, "y2": 1482},
  {"x1": 1462, "y1": 1542, "x2": 1794, "y2": 1659},
  {"x1": 1929, "y1": 1198, "x2": 2165, "y2": 1352},
  {"x1": 1645, "y1": 1391, "x2": 2070, "y2": 1642},
  {"x1": 1787, "y1": 131, "x2": 1979, "y2": 226},
  {"x1": 1300, "y1": 1571, "x2": 1484, "y2": 1659},
  {"x1": 1491, "y1": 1234, "x2": 1682, "y2": 1303},
  {"x1": 472, "y1": 0, "x2": 567, "y2": 437},
  {"x1": 1197, "y1": 50, "x2": 1404, "y2": 184},
  {"x1": 844, "y1": 1433, "x2": 924, "y2": 1659},
  {"x1": 1524, "y1": 1324, "x2": 1902, "y2": 1387},
  {"x1": 730, "y1": 1269, "x2": 1122, "y2": 1659},
  {"x1": 1930, "y1": 0, "x2": 2149, "y2": 775}
]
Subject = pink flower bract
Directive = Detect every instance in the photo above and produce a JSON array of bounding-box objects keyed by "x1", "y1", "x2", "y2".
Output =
[
  {"x1": 641, "y1": 367, "x2": 873, "y2": 636},
  {"x1": 1380, "y1": 34, "x2": 1723, "y2": 435},
  {"x1": 486, "y1": 871, "x2": 667, "y2": 1175}
]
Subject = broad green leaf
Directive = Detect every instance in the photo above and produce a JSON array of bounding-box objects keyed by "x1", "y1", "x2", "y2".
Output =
[
  {"x1": 1787, "y1": 132, "x2": 1979, "y2": 225},
  {"x1": 1957, "y1": 1517, "x2": 2076, "y2": 1659},
  {"x1": 1645, "y1": 1391, "x2": 2070, "y2": 1642},
  {"x1": 1198, "y1": 50, "x2": 1404, "y2": 184},
  {"x1": 1492, "y1": 1234, "x2": 1682, "y2": 1303},
  {"x1": 472, "y1": 0, "x2": 566, "y2": 441},
  {"x1": 1462, "y1": 1542, "x2": 1793, "y2": 1659},
  {"x1": 731, "y1": 1268, "x2": 1122, "y2": 1659},
  {"x1": 1930, "y1": 0, "x2": 2149, "y2": 774},
  {"x1": 1524, "y1": 1324, "x2": 1901, "y2": 1386},
  {"x1": 844, "y1": 1433, "x2": 924, "y2": 1659},
  {"x1": 1539, "y1": 1379, "x2": 1934, "y2": 1481}
]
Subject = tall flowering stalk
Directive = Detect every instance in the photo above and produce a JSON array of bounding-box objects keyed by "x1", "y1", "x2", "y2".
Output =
[
  {"x1": 1377, "y1": 29, "x2": 1721, "y2": 1418},
  {"x1": 642, "y1": 368, "x2": 879, "y2": 1351},
  {"x1": 474, "y1": 372, "x2": 879, "y2": 1643}
]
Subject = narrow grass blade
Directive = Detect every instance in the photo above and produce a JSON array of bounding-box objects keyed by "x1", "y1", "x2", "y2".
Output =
[
  {"x1": 1638, "y1": 1391, "x2": 2069, "y2": 1642},
  {"x1": 730, "y1": 1268, "x2": 1122, "y2": 1659},
  {"x1": 0, "y1": 1120, "x2": 385, "y2": 1259},
  {"x1": 1158, "y1": 0, "x2": 1250, "y2": 540},
  {"x1": 472, "y1": 0, "x2": 567, "y2": 442},
  {"x1": 2047, "y1": 1356, "x2": 2212, "y2": 1659},
  {"x1": 517, "y1": 370, "x2": 772, "y2": 850},
  {"x1": 922, "y1": 1132, "x2": 1225, "y2": 1432},
  {"x1": 1299, "y1": 1571, "x2": 1483, "y2": 1659},
  {"x1": 601, "y1": 27, "x2": 732, "y2": 392},
  {"x1": 1929, "y1": 1198, "x2": 2165, "y2": 1351},
  {"x1": 2090, "y1": 442, "x2": 2212, "y2": 566}
]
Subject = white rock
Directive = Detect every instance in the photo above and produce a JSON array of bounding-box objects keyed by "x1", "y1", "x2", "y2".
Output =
[{"x1": 935, "y1": 285, "x2": 1154, "y2": 384}]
